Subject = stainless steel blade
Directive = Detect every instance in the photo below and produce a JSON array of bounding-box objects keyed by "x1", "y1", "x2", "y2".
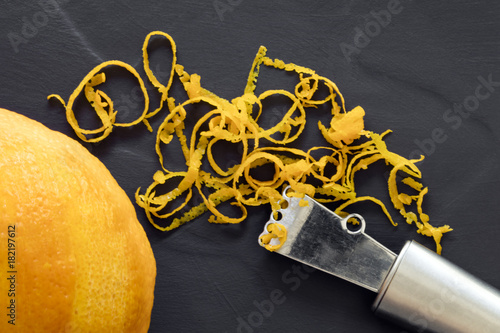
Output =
[{"x1": 258, "y1": 189, "x2": 396, "y2": 292}]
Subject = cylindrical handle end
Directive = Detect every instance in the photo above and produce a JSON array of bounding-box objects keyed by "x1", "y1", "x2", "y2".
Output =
[{"x1": 373, "y1": 240, "x2": 500, "y2": 332}]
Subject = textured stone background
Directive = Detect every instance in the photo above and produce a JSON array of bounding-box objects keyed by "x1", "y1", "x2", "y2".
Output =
[{"x1": 1, "y1": 1, "x2": 499, "y2": 332}]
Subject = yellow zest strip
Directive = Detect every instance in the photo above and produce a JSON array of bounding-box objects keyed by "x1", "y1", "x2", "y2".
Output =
[
  {"x1": 262, "y1": 57, "x2": 316, "y2": 75},
  {"x1": 135, "y1": 171, "x2": 193, "y2": 230},
  {"x1": 244, "y1": 46, "x2": 267, "y2": 95},
  {"x1": 402, "y1": 177, "x2": 423, "y2": 191},
  {"x1": 334, "y1": 196, "x2": 397, "y2": 227},
  {"x1": 414, "y1": 187, "x2": 452, "y2": 254},
  {"x1": 142, "y1": 31, "x2": 178, "y2": 123},
  {"x1": 259, "y1": 223, "x2": 288, "y2": 252},
  {"x1": 388, "y1": 157, "x2": 424, "y2": 211},
  {"x1": 306, "y1": 147, "x2": 345, "y2": 184},
  {"x1": 48, "y1": 60, "x2": 150, "y2": 142}
]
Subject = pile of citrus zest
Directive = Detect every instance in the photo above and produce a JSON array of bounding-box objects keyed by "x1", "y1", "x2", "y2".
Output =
[
  {"x1": 259, "y1": 223, "x2": 288, "y2": 252},
  {"x1": 49, "y1": 31, "x2": 452, "y2": 254}
]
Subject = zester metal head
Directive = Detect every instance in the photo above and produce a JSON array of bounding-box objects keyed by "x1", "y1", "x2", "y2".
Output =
[{"x1": 258, "y1": 188, "x2": 396, "y2": 292}]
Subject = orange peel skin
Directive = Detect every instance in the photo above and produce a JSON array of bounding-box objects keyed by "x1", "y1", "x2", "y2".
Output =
[{"x1": 50, "y1": 31, "x2": 451, "y2": 254}]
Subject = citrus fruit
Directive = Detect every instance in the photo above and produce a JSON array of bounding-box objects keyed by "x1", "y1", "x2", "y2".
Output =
[{"x1": 0, "y1": 108, "x2": 156, "y2": 332}]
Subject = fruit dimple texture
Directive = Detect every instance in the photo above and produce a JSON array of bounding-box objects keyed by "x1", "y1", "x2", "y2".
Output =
[{"x1": 0, "y1": 109, "x2": 156, "y2": 332}]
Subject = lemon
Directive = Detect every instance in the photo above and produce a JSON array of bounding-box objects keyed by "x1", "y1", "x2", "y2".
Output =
[{"x1": 0, "y1": 108, "x2": 156, "y2": 332}]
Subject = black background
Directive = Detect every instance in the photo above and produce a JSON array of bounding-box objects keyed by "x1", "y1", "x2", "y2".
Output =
[{"x1": 1, "y1": 1, "x2": 500, "y2": 332}]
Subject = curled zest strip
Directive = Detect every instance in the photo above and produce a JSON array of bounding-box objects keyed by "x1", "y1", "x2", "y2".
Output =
[
  {"x1": 48, "y1": 60, "x2": 150, "y2": 142},
  {"x1": 334, "y1": 196, "x2": 397, "y2": 227},
  {"x1": 253, "y1": 90, "x2": 306, "y2": 145},
  {"x1": 142, "y1": 31, "x2": 177, "y2": 121},
  {"x1": 259, "y1": 223, "x2": 287, "y2": 252},
  {"x1": 135, "y1": 171, "x2": 193, "y2": 231}
]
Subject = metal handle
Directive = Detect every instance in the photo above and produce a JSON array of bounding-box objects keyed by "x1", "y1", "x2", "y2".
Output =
[{"x1": 372, "y1": 240, "x2": 500, "y2": 332}]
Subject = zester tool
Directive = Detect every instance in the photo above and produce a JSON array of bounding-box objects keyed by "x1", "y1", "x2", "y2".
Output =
[{"x1": 258, "y1": 188, "x2": 500, "y2": 333}]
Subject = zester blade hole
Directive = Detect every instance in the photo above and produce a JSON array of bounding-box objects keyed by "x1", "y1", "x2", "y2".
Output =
[{"x1": 344, "y1": 214, "x2": 365, "y2": 234}]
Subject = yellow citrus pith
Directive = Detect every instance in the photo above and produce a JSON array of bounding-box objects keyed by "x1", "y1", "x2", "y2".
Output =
[{"x1": 0, "y1": 108, "x2": 156, "y2": 332}]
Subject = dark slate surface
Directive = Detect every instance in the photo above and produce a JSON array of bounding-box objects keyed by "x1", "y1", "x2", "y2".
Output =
[{"x1": 1, "y1": 1, "x2": 500, "y2": 332}]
